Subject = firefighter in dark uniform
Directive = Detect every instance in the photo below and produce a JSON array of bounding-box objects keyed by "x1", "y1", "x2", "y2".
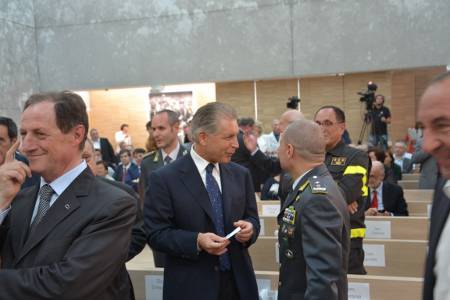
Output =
[
  {"x1": 315, "y1": 105, "x2": 370, "y2": 274},
  {"x1": 277, "y1": 119, "x2": 350, "y2": 300}
]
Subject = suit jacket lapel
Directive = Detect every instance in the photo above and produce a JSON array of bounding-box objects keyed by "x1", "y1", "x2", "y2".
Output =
[
  {"x1": 14, "y1": 170, "x2": 91, "y2": 265},
  {"x1": 10, "y1": 185, "x2": 39, "y2": 257},
  {"x1": 430, "y1": 178, "x2": 450, "y2": 249},
  {"x1": 179, "y1": 155, "x2": 215, "y2": 223},
  {"x1": 219, "y1": 164, "x2": 233, "y2": 227}
]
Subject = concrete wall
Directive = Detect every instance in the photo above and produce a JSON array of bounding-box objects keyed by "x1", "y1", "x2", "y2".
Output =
[
  {"x1": 34, "y1": 0, "x2": 450, "y2": 91},
  {"x1": 0, "y1": 0, "x2": 39, "y2": 122}
]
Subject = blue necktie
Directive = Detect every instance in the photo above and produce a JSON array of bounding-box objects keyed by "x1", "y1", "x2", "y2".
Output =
[{"x1": 205, "y1": 163, "x2": 231, "y2": 271}]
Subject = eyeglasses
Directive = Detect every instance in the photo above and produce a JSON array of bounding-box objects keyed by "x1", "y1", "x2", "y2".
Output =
[{"x1": 315, "y1": 120, "x2": 342, "y2": 127}]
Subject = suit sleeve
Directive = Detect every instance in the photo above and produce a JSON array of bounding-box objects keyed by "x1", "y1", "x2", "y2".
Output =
[
  {"x1": 242, "y1": 168, "x2": 260, "y2": 246},
  {"x1": 128, "y1": 196, "x2": 147, "y2": 260},
  {"x1": 0, "y1": 195, "x2": 136, "y2": 299},
  {"x1": 145, "y1": 171, "x2": 199, "y2": 259},
  {"x1": 249, "y1": 150, "x2": 282, "y2": 176},
  {"x1": 338, "y1": 152, "x2": 369, "y2": 205},
  {"x1": 393, "y1": 186, "x2": 409, "y2": 216},
  {"x1": 301, "y1": 194, "x2": 344, "y2": 300}
]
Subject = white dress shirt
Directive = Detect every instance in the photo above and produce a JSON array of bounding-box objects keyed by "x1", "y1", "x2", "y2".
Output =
[
  {"x1": 190, "y1": 146, "x2": 221, "y2": 192},
  {"x1": 162, "y1": 142, "x2": 180, "y2": 164},
  {"x1": 434, "y1": 180, "x2": 450, "y2": 300},
  {"x1": 0, "y1": 160, "x2": 87, "y2": 225}
]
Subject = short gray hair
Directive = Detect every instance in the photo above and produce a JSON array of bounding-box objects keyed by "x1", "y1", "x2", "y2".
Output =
[
  {"x1": 283, "y1": 119, "x2": 325, "y2": 162},
  {"x1": 190, "y1": 102, "x2": 237, "y2": 143}
]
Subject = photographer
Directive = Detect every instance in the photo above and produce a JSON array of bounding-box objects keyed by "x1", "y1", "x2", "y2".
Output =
[{"x1": 369, "y1": 94, "x2": 391, "y2": 150}]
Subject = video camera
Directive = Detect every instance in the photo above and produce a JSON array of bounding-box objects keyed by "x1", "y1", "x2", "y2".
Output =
[
  {"x1": 358, "y1": 81, "x2": 377, "y2": 111},
  {"x1": 286, "y1": 96, "x2": 300, "y2": 110}
]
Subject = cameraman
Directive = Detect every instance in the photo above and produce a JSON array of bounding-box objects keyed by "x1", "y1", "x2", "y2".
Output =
[{"x1": 369, "y1": 94, "x2": 391, "y2": 150}]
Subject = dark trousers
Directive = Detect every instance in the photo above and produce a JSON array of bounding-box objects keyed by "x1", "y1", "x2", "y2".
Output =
[
  {"x1": 348, "y1": 245, "x2": 367, "y2": 274},
  {"x1": 219, "y1": 271, "x2": 240, "y2": 300}
]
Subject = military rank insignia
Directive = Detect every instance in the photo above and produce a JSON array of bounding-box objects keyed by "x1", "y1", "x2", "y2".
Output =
[
  {"x1": 310, "y1": 180, "x2": 327, "y2": 194},
  {"x1": 331, "y1": 156, "x2": 347, "y2": 166},
  {"x1": 282, "y1": 206, "x2": 296, "y2": 225}
]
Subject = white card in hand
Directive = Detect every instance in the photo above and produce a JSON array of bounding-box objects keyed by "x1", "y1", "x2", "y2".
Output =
[{"x1": 225, "y1": 227, "x2": 241, "y2": 239}]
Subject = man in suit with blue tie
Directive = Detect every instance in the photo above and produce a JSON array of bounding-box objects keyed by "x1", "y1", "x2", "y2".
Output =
[
  {"x1": 420, "y1": 71, "x2": 450, "y2": 300},
  {"x1": 145, "y1": 102, "x2": 260, "y2": 300},
  {"x1": 114, "y1": 149, "x2": 140, "y2": 191}
]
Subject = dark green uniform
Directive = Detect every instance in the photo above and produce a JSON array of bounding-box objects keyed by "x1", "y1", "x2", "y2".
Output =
[
  {"x1": 139, "y1": 145, "x2": 188, "y2": 267},
  {"x1": 278, "y1": 165, "x2": 350, "y2": 300},
  {"x1": 325, "y1": 141, "x2": 369, "y2": 274}
]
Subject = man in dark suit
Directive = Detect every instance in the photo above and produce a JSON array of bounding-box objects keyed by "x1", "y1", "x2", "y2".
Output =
[
  {"x1": 0, "y1": 116, "x2": 39, "y2": 189},
  {"x1": 0, "y1": 91, "x2": 136, "y2": 299},
  {"x1": 231, "y1": 117, "x2": 269, "y2": 192},
  {"x1": 90, "y1": 128, "x2": 118, "y2": 165},
  {"x1": 82, "y1": 139, "x2": 146, "y2": 300},
  {"x1": 365, "y1": 161, "x2": 409, "y2": 216},
  {"x1": 139, "y1": 109, "x2": 188, "y2": 267},
  {"x1": 114, "y1": 149, "x2": 140, "y2": 191},
  {"x1": 145, "y1": 102, "x2": 260, "y2": 300},
  {"x1": 277, "y1": 119, "x2": 349, "y2": 300},
  {"x1": 420, "y1": 71, "x2": 450, "y2": 300}
]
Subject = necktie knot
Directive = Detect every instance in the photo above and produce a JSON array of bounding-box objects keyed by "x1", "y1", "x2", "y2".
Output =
[
  {"x1": 39, "y1": 184, "x2": 54, "y2": 203},
  {"x1": 206, "y1": 163, "x2": 215, "y2": 175},
  {"x1": 164, "y1": 156, "x2": 172, "y2": 165}
]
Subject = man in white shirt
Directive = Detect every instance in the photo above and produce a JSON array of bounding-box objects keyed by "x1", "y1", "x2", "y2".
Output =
[
  {"x1": 115, "y1": 123, "x2": 132, "y2": 152},
  {"x1": 0, "y1": 91, "x2": 135, "y2": 299},
  {"x1": 393, "y1": 141, "x2": 413, "y2": 173},
  {"x1": 258, "y1": 118, "x2": 281, "y2": 158},
  {"x1": 420, "y1": 71, "x2": 450, "y2": 300}
]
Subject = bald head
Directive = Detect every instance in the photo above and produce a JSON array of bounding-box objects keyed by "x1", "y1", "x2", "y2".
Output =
[
  {"x1": 369, "y1": 160, "x2": 385, "y2": 188},
  {"x1": 283, "y1": 119, "x2": 325, "y2": 162},
  {"x1": 279, "y1": 110, "x2": 304, "y2": 133}
]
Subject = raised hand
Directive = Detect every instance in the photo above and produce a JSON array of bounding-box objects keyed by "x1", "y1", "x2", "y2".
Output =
[{"x1": 0, "y1": 140, "x2": 32, "y2": 210}]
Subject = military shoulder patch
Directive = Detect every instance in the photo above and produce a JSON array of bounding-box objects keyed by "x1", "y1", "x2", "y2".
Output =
[
  {"x1": 331, "y1": 156, "x2": 347, "y2": 166},
  {"x1": 309, "y1": 177, "x2": 328, "y2": 194}
]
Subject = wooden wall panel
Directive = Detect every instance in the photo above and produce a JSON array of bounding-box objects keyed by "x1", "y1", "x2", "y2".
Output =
[
  {"x1": 88, "y1": 88, "x2": 150, "y2": 150},
  {"x1": 256, "y1": 79, "x2": 298, "y2": 133},
  {"x1": 299, "y1": 76, "x2": 344, "y2": 120},
  {"x1": 215, "y1": 81, "x2": 255, "y2": 119},
  {"x1": 343, "y1": 71, "x2": 392, "y2": 144}
]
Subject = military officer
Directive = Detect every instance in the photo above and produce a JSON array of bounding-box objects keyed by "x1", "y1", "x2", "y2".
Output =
[
  {"x1": 314, "y1": 105, "x2": 370, "y2": 274},
  {"x1": 140, "y1": 109, "x2": 188, "y2": 267},
  {"x1": 277, "y1": 119, "x2": 350, "y2": 300}
]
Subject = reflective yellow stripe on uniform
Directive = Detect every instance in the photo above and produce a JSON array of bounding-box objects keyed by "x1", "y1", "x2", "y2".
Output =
[
  {"x1": 351, "y1": 228, "x2": 366, "y2": 239},
  {"x1": 343, "y1": 165, "x2": 368, "y2": 196}
]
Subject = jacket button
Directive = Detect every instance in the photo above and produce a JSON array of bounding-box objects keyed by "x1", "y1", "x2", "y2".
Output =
[
  {"x1": 278, "y1": 281, "x2": 282, "y2": 287},
  {"x1": 214, "y1": 266, "x2": 219, "y2": 272}
]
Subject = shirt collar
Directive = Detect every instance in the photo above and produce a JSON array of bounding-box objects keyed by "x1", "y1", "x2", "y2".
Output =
[
  {"x1": 444, "y1": 180, "x2": 450, "y2": 198},
  {"x1": 162, "y1": 142, "x2": 180, "y2": 162},
  {"x1": 190, "y1": 145, "x2": 219, "y2": 173},
  {"x1": 292, "y1": 169, "x2": 313, "y2": 191},
  {"x1": 40, "y1": 160, "x2": 87, "y2": 197}
]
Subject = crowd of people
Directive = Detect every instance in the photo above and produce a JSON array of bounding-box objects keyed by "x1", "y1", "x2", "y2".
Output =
[{"x1": 0, "y1": 71, "x2": 449, "y2": 299}]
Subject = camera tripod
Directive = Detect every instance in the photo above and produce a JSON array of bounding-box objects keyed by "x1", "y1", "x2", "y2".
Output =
[{"x1": 357, "y1": 112, "x2": 374, "y2": 145}]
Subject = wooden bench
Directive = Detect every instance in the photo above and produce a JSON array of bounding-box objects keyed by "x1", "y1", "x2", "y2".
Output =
[
  {"x1": 127, "y1": 267, "x2": 423, "y2": 300},
  {"x1": 399, "y1": 180, "x2": 419, "y2": 189},
  {"x1": 259, "y1": 215, "x2": 428, "y2": 240},
  {"x1": 404, "y1": 189, "x2": 433, "y2": 203},
  {"x1": 403, "y1": 173, "x2": 420, "y2": 181},
  {"x1": 249, "y1": 236, "x2": 427, "y2": 277}
]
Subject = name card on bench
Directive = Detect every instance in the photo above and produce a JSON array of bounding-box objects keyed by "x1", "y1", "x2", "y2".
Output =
[
  {"x1": 365, "y1": 221, "x2": 391, "y2": 239},
  {"x1": 363, "y1": 244, "x2": 386, "y2": 267},
  {"x1": 262, "y1": 204, "x2": 280, "y2": 216},
  {"x1": 145, "y1": 275, "x2": 163, "y2": 300},
  {"x1": 348, "y1": 282, "x2": 370, "y2": 300}
]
